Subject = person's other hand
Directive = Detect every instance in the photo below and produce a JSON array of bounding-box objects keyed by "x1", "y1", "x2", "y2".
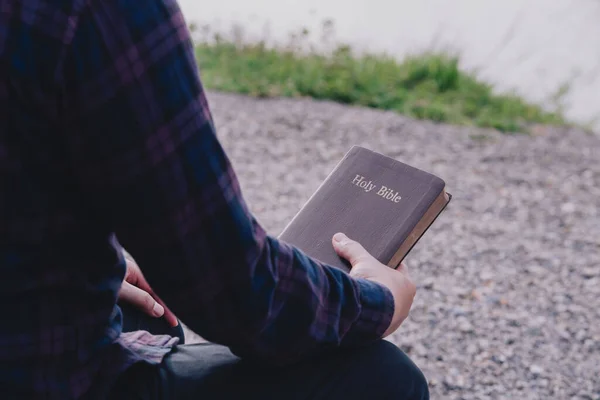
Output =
[
  {"x1": 118, "y1": 252, "x2": 179, "y2": 327},
  {"x1": 332, "y1": 233, "x2": 416, "y2": 337}
]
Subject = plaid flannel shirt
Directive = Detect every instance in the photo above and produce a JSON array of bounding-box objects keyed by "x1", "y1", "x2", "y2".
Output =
[{"x1": 0, "y1": 0, "x2": 394, "y2": 398}]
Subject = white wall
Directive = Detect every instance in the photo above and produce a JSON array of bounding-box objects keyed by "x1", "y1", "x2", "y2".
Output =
[{"x1": 178, "y1": 0, "x2": 600, "y2": 128}]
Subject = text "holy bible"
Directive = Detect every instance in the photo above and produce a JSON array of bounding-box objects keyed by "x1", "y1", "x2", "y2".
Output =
[{"x1": 352, "y1": 175, "x2": 402, "y2": 203}]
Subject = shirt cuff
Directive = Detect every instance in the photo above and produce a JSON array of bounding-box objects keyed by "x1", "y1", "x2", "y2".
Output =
[{"x1": 343, "y1": 278, "x2": 395, "y2": 345}]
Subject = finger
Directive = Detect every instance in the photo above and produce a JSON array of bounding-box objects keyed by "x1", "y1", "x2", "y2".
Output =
[
  {"x1": 332, "y1": 233, "x2": 372, "y2": 266},
  {"x1": 118, "y1": 282, "x2": 165, "y2": 318},
  {"x1": 151, "y1": 295, "x2": 179, "y2": 327},
  {"x1": 131, "y1": 278, "x2": 179, "y2": 328},
  {"x1": 124, "y1": 258, "x2": 179, "y2": 327},
  {"x1": 123, "y1": 257, "x2": 140, "y2": 285}
]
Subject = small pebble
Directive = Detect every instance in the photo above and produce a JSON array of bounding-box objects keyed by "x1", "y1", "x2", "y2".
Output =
[
  {"x1": 208, "y1": 92, "x2": 600, "y2": 399},
  {"x1": 530, "y1": 365, "x2": 544, "y2": 376}
]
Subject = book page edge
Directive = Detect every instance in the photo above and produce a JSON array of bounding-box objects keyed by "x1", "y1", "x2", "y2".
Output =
[{"x1": 386, "y1": 189, "x2": 451, "y2": 268}]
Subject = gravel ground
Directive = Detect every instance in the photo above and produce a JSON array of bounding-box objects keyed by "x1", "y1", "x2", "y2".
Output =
[{"x1": 189, "y1": 91, "x2": 600, "y2": 399}]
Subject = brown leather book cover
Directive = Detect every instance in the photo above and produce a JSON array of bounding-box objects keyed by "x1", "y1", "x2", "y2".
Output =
[{"x1": 279, "y1": 146, "x2": 451, "y2": 272}]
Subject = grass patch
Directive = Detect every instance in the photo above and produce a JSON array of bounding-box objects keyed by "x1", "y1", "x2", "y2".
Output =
[{"x1": 194, "y1": 40, "x2": 566, "y2": 133}]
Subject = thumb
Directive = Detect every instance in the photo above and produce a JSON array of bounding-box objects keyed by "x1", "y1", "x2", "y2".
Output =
[
  {"x1": 396, "y1": 261, "x2": 410, "y2": 274},
  {"x1": 118, "y1": 281, "x2": 165, "y2": 318},
  {"x1": 332, "y1": 233, "x2": 372, "y2": 266}
]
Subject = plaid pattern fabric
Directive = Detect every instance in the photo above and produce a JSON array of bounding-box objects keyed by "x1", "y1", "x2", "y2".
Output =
[{"x1": 0, "y1": 0, "x2": 394, "y2": 398}]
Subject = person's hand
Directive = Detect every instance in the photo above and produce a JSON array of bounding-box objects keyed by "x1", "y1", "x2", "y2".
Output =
[
  {"x1": 118, "y1": 252, "x2": 179, "y2": 327},
  {"x1": 332, "y1": 233, "x2": 416, "y2": 337}
]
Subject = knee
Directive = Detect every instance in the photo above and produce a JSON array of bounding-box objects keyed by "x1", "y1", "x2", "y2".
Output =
[{"x1": 364, "y1": 340, "x2": 430, "y2": 400}]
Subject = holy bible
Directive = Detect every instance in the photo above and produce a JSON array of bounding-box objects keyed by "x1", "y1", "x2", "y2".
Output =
[{"x1": 278, "y1": 146, "x2": 451, "y2": 272}]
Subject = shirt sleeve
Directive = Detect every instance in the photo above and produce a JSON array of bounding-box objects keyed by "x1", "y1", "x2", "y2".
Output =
[{"x1": 61, "y1": 0, "x2": 394, "y2": 364}]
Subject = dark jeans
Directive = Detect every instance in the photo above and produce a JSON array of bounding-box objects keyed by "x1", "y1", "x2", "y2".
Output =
[{"x1": 110, "y1": 306, "x2": 430, "y2": 400}]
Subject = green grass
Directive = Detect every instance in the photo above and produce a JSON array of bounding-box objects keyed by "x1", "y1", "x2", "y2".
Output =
[{"x1": 195, "y1": 41, "x2": 567, "y2": 133}]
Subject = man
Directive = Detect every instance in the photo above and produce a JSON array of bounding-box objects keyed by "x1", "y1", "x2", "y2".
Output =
[{"x1": 0, "y1": 0, "x2": 428, "y2": 398}]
